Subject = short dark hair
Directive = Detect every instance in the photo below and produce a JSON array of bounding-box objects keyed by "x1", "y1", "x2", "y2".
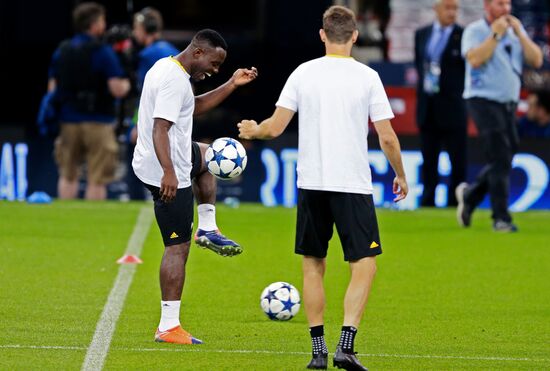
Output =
[
  {"x1": 192, "y1": 29, "x2": 228, "y2": 51},
  {"x1": 322, "y1": 5, "x2": 357, "y2": 44},
  {"x1": 134, "y1": 7, "x2": 163, "y2": 34},
  {"x1": 535, "y1": 91, "x2": 550, "y2": 114},
  {"x1": 73, "y1": 2, "x2": 105, "y2": 33}
]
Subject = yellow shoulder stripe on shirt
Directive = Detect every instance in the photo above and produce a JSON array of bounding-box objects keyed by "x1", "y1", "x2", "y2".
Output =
[
  {"x1": 169, "y1": 56, "x2": 188, "y2": 74},
  {"x1": 325, "y1": 54, "x2": 354, "y2": 59}
]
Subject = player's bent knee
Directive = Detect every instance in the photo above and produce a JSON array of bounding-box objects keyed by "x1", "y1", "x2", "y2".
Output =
[{"x1": 164, "y1": 241, "x2": 191, "y2": 254}]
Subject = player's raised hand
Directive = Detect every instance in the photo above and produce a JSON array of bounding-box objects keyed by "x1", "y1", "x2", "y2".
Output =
[
  {"x1": 393, "y1": 176, "x2": 408, "y2": 202},
  {"x1": 238, "y1": 119, "x2": 259, "y2": 140},
  {"x1": 231, "y1": 67, "x2": 258, "y2": 87}
]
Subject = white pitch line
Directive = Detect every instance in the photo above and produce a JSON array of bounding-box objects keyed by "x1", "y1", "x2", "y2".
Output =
[
  {"x1": 2, "y1": 344, "x2": 548, "y2": 364},
  {"x1": 81, "y1": 206, "x2": 153, "y2": 371}
]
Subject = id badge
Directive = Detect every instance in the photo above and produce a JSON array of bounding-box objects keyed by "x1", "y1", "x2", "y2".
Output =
[
  {"x1": 470, "y1": 69, "x2": 483, "y2": 88},
  {"x1": 423, "y1": 62, "x2": 441, "y2": 94}
]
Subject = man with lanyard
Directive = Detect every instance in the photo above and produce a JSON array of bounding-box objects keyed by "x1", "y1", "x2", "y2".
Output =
[
  {"x1": 414, "y1": 0, "x2": 466, "y2": 207},
  {"x1": 456, "y1": 0, "x2": 543, "y2": 232}
]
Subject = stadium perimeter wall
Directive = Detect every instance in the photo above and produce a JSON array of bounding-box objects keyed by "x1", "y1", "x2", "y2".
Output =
[{"x1": 1, "y1": 135, "x2": 548, "y2": 211}]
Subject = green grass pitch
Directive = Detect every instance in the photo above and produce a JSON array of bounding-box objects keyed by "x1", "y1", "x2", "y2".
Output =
[{"x1": 0, "y1": 201, "x2": 549, "y2": 370}]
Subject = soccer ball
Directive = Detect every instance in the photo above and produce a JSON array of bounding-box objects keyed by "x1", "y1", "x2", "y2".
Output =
[
  {"x1": 205, "y1": 137, "x2": 247, "y2": 180},
  {"x1": 260, "y1": 281, "x2": 301, "y2": 321}
]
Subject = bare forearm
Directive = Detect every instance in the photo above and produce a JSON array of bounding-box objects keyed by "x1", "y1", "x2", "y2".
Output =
[
  {"x1": 519, "y1": 33, "x2": 543, "y2": 68},
  {"x1": 467, "y1": 36, "x2": 498, "y2": 68},
  {"x1": 47, "y1": 78, "x2": 56, "y2": 92},
  {"x1": 238, "y1": 107, "x2": 294, "y2": 141},
  {"x1": 194, "y1": 80, "x2": 237, "y2": 116},
  {"x1": 254, "y1": 117, "x2": 284, "y2": 139},
  {"x1": 152, "y1": 125, "x2": 175, "y2": 173},
  {"x1": 108, "y1": 77, "x2": 130, "y2": 98},
  {"x1": 379, "y1": 134, "x2": 406, "y2": 178}
]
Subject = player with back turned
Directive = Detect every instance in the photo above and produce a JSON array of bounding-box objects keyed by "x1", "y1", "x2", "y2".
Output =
[{"x1": 238, "y1": 5, "x2": 408, "y2": 370}]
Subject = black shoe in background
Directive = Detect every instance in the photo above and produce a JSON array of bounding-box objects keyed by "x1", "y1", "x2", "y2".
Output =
[
  {"x1": 455, "y1": 182, "x2": 472, "y2": 227},
  {"x1": 306, "y1": 353, "x2": 328, "y2": 369},
  {"x1": 493, "y1": 220, "x2": 518, "y2": 232},
  {"x1": 333, "y1": 346, "x2": 368, "y2": 370}
]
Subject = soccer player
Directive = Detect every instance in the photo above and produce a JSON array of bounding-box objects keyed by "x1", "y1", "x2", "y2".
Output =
[
  {"x1": 130, "y1": 7, "x2": 243, "y2": 254},
  {"x1": 132, "y1": 29, "x2": 257, "y2": 344},
  {"x1": 238, "y1": 5, "x2": 407, "y2": 370}
]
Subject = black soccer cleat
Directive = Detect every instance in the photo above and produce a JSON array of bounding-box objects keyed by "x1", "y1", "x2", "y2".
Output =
[
  {"x1": 306, "y1": 353, "x2": 328, "y2": 369},
  {"x1": 333, "y1": 346, "x2": 368, "y2": 371}
]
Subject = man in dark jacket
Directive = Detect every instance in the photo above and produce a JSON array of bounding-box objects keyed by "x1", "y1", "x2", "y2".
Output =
[{"x1": 414, "y1": 0, "x2": 466, "y2": 207}]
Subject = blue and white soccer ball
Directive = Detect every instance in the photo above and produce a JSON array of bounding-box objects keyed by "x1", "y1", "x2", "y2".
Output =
[
  {"x1": 205, "y1": 137, "x2": 247, "y2": 180},
  {"x1": 260, "y1": 281, "x2": 301, "y2": 321}
]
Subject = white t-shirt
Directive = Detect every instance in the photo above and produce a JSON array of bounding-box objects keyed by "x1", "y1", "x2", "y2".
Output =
[
  {"x1": 132, "y1": 57, "x2": 195, "y2": 188},
  {"x1": 276, "y1": 55, "x2": 394, "y2": 194}
]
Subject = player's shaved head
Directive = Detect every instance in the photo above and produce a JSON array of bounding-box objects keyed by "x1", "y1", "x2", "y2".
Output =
[
  {"x1": 322, "y1": 5, "x2": 357, "y2": 44},
  {"x1": 191, "y1": 29, "x2": 228, "y2": 51}
]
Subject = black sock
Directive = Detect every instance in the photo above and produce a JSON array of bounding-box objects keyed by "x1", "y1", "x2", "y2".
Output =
[
  {"x1": 309, "y1": 325, "x2": 328, "y2": 356},
  {"x1": 338, "y1": 326, "x2": 357, "y2": 353}
]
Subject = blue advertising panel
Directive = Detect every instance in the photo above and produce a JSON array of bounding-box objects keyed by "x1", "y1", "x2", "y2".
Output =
[
  {"x1": 2, "y1": 138, "x2": 549, "y2": 211},
  {"x1": 244, "y1": 148, "x2": 549, "y2": 211},
  {"x1": 213, "y1": 136, "x2": 550, "y2": 211}
]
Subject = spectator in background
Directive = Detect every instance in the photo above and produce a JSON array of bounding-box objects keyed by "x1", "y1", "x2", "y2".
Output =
[
  {"x1": 103, "y1": 23, "x2": 136, "y2": 134},
  {"x1": 414, "y1": 0, "x2": 466, "y2": 207},
  {"x1": 125, "y1": 7, "x2": 179, "y2": 200},
  {"x1": 48, "y1": 2, "x2": 130, "y2": 200},
  {"x1": 456, "y1": 0, "x2": 543, "y2": 232},
  {"x1": 132, "y1": 7, "x2": 179, "y2": 94},
  {"x1": 356, "y1": 0, "x2": 391, "y2": 61},
  {"x1": 518, "y1": 91, "x2": 550, "y2": 138}
]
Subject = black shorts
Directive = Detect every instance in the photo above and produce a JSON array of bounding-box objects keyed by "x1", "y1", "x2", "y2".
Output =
[
  {"x1": 144, "y1": 184, "x2": 194, "y2": 246},
  {"x1": 295, "y1": 189, "x2": 382, "y2": 261}
]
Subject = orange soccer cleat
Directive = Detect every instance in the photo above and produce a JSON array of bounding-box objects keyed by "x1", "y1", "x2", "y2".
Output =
[{"x1": 154, "y1": 325, "x2": 203, "y2": 344}]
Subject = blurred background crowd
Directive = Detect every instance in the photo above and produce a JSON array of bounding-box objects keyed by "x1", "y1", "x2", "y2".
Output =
[{"x1": 0, "y1": 0, "x2": 549, "y2": 206}]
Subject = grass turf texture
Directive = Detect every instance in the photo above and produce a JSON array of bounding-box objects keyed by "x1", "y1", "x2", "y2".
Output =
[{"x1": 0, "y1": 201, "x2": 548, "y2": 370}]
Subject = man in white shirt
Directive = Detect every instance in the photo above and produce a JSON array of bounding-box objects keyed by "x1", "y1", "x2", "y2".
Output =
[
  {"x1": 133, "y1": 29, "x2": 257, "y2": 345},
  {"x1": 129, "y1": 8, "x2": 245, "y2": 256},
  {"x1": 238, "y1": 6, "x2": 407, "y2": 370}
]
